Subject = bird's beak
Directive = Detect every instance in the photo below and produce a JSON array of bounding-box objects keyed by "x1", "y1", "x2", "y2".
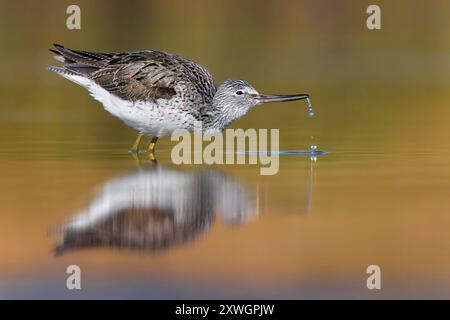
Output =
[{"x1": 255, "y1": 93, "x2": 309, "y2": 103}]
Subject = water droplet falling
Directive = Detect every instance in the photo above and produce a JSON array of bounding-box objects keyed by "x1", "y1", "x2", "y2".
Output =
[{"x1": 306, "y1": 97, "x2": 315, "y2": 116}]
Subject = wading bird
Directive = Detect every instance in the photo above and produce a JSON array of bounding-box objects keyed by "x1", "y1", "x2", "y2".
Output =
[{"x1": 48, "y1": 44, "x2": 309, "y2": 154}]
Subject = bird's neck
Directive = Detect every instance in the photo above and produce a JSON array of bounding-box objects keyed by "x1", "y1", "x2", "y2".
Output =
[{"x1": 203, "y1": 99, "x2": 239, "y2": 133}]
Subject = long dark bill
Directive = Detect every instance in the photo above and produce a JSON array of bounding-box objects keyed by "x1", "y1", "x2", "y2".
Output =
[{"x1": 255, "y1": 93, "x2": 309, "y2": 103}]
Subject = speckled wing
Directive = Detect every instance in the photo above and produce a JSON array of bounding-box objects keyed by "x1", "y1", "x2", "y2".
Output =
[{"x1": 50, "y1": 44, "x2": 217, "y2": 105}]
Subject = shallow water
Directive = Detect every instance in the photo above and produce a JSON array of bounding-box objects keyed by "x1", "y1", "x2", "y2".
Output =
[
  {"x1": 1, "y1": 0, "x2": 450, "y2": 299},
  {"x1": 2, "y1": 128, "x2": 450, "y2": 299}
]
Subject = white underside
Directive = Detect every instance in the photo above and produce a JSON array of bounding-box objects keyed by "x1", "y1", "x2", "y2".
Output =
[{"x1": 61, "y1": 73, "x2": 197, "y2": 137}]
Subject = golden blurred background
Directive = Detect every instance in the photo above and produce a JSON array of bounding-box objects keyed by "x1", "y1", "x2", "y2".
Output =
[{"x1": 0, "y1": 0, "x2": 450, "y2": 298}]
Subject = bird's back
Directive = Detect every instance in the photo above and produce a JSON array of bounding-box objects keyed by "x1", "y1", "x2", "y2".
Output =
[{"x1": 50, "y1": 44, "x2": 216, "y2": 105}]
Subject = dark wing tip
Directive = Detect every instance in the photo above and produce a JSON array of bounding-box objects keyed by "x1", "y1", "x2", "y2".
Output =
[
  {"x1": 50, "y1": 43, "x2": 64, "y2": 55},
  {"x1": 50, "y1": 44, "x2": 66, "y2": 55}
]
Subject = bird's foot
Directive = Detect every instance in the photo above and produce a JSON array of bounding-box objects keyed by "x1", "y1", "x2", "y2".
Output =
[
  {"x1": 130, "y1": 150, "x2": 157, "y2": 167},
  {"x1": 129, "y1": 133, "x2": 145, "y2": 154},
  {"x1": 131, "y1": 151, "x2": 142, "y2": 168},
  {"x1": 148, "y1": 142, "x2": 156, "y2": 154}
]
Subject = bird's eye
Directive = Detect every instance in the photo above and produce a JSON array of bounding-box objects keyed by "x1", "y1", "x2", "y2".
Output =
[{"x1": 236, "y1": 90, "x2": 244, "y2": 95}]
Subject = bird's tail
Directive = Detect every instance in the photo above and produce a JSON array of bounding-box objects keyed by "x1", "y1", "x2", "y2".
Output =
[{"x1": 47, "y1": 43, "x2": 106, "y2": 77}]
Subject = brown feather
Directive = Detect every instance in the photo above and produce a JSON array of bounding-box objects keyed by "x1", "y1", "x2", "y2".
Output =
[
  {"x1": 50, "y1": 44, "x2": 218, "y2": 102},
  {"x1": 50, "y1": 44, "x2": 215, "y2": 102}
]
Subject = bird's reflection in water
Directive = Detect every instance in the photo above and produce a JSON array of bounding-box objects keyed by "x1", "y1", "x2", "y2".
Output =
[{"x1": 54, "y1": 164, "x2": 257, "y2": 255}]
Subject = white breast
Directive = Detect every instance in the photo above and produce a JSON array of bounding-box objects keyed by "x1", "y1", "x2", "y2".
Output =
[{"x1": 61, "y1": 73, "x2": 197, "y2": 137}]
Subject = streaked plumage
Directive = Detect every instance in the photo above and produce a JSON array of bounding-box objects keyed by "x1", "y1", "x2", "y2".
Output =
[{"x1": 48, "y1": 44, "x2": 309, "y2": 152}]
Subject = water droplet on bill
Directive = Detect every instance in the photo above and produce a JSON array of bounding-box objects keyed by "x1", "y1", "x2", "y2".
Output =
[{"x1": 306, "y1": 97, "x2": 314, "y2": 117}]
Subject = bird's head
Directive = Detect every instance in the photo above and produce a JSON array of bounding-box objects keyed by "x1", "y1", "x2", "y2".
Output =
[{"x1": 211, "y1": 79, "x2": 309, "y2": 130}]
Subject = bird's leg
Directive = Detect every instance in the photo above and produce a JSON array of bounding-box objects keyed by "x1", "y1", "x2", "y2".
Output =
[
  {"x1": 148, "y1": 136, "x2": 159, "y2": 154},
  {"x1": 131, "y1": 151, "x2": 142, "y2": 168},
  {"x1": 130, "y1": 133, "x2": 144, "y2": 152},
  {"x1": 148, "y1": 136, "x2": 158, "y2": 161}
]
